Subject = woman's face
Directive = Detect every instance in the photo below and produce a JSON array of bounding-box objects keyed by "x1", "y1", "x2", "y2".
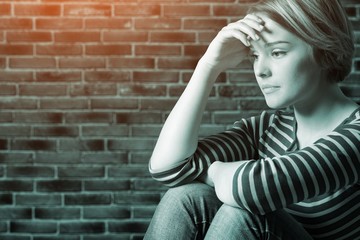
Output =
[{"x1": 250, "y1": 13, "x2": 323, "y2": 109}]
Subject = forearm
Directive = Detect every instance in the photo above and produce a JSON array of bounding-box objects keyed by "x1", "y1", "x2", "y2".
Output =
[{"x1": 150, "y1": 59, "x2": 222, "y2": 171}]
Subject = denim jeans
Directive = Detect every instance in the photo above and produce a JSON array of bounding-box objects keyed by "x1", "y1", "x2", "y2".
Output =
[{"x1": 144, "y1": 182, "x2": 313, "y2": 240}]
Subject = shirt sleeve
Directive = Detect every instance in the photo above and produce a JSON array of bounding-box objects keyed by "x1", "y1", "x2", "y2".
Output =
[
  {"x1": 149, "y1": 111, "x2": 273, "y2": 187},
  {"x1": 232, "y1": 118, "x2": 360, "y2": 215}
]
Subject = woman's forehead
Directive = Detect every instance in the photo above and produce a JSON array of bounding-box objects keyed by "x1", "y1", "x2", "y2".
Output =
[{"x1": 251, "y1": 12, "x2": 304, "y2": 49}]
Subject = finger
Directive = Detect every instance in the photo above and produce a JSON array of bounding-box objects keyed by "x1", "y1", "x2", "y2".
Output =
[
  {"x1": 221, "y1": 27, "x2": 251, "y2": 47},
  {"x1": 241, "y1": 17, "x2": 264, "y2": 32},
  {"x1": 226, "y1": 21, "x2": 260, "y2": 42},
  {"x1": 243, "y1": 14, "x2": 264, "y2": 24}
]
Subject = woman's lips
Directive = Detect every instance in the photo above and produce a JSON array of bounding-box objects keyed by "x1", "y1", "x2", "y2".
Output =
[{"x1": 261, "y1": 85, "x2": 280, "y2": 94}]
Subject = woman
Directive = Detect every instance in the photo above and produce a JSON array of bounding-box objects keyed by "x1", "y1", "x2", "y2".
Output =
[{"x1": 145, "y1": 0, "x2": 360, "y2": 239}]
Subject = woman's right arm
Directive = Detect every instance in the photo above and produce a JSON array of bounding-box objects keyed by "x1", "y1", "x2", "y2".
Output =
[{"x1": 149, "y1": 14, "x2": 265, "y2": 172}]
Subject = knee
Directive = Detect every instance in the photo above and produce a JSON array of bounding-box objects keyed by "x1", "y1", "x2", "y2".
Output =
[
  {"x1": 215, "y1": 205, "x2": 260, "y2": 225},
  {"x1": 163, "y1": 182, "x2": 213, "y2": 201},
  {"x1": 161, "y1": 182, "x2": 217, "y2": 209}
]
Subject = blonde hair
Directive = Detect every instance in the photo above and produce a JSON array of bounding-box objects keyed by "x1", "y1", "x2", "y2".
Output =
[{"x1": 249, "y1": 0, "x2": 354, "y2": 82}]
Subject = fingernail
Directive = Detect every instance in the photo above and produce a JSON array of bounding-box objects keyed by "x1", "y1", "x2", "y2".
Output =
[
  {"x1": 259, "y1": 24, "x2": 264, "y2": 31},
  {"x1": 254, "y1": 34, "x2": 259, "y2": 40}
]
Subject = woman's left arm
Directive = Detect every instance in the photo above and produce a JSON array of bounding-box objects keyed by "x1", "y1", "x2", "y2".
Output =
[{"x1": 209, "y1": 120, "x2": 360, "y2": 214}]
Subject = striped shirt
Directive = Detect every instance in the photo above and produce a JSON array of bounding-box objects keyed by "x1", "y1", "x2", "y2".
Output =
[{"x1": 150, "y1": 108, "x2": 360, "y2": 240}]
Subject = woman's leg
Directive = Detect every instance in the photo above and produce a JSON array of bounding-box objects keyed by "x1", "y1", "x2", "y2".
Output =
[
  {"x1": 144, "y1": 182, "x2": 222, "y2": 240},
  {"x1": 205, "y1": 204, "x2": 313, "y2": 240}
]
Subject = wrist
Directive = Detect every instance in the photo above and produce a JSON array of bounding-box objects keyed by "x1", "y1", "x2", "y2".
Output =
[{"x1": 197, "y1": 57, "x2": 224, "y2": 77}]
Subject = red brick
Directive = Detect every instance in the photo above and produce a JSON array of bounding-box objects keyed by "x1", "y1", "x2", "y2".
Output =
[
  {"x1": 7, "y1": 31, "x2": 52, "y2": 43},
  {"x1": 133, "y1": 71, "x2": 179, "y2": 83},
  {"x1": 64, "y1": 4, "x2": 112, "y2": 16},
  {"x1": 103, "y1": 31, "x2": 148, "y2": 42},
  {"x1": 0, "y1": 99, "x2": 37, "y2": 109},
  {"x1": 71, "y1": 84, "x2": 117, "y2": 96},
  {"x1": 163, "y1": 5, "x2": 210, "y2": 16},
  {"x1": 60, "y1": 139, "x2": 105, "y2": 151},
  {"x1": 65, "y1": 112, "x2": 112, "y2": 123},
  {"x1": 114, "y1": 192, "x2": 160, "y2": 205},
  {"x1": 7, "y1": 166, "x2": 55, "y2": 178},
  {"x1": 59, "y1": 57, "x2": 106, "y2": 69},
  {"x1": 218, "y1": 85, "x2": 262, "y2": 97},
  {"x1": 84, "y1": 180, "x2": 130, "y2": 191},
  {"x1": 58, "y1": 166, "x2": 104, "y2": 178},
  {"x1": 0, "y1": 18, "x2": 33, "y2": 30},
  {"x1": 158, "y1": 57, "x2": 198, "y2": 69},
  {"x1": 36, "y1": 207, "x2": 80, "y2": 219},
  {"x1": 131, "y1": 126, "x2": 161, "y2": 137},
  {"x1": 19, "y1": 84, "x2": 67, "y2": 96},
  {"x1": 84, "y1": 71, "x2": 131, "y2": 82},
  {"x1": 0, "y1": 194, "x2": 14, "y2": 205},
  {"x1": 36, "y1": 18, "x2": 83, "y2": 30},
  {"x1": 14, "y1": 112, "x2": 63, "y2": 123},
  {"x1": 228, "y1": 72, "x2": 257, "y2": 83},
  {"x1": 0, "y1": 112, "x2": 13, "y2": 122},
  {"x1": 85, "y1": 44, "x2": 131, "y2": 56},
  {"x1": 10, "y1": 220, "x2": 57, "y2": 234},
  {"x1": 213, "y1": 5, "x2": 248, "y2": 16},
  {"x1": 0, "y1": 126, "x2": 31, "y2": 136},
  {"x1": 114, "y1": 4, "x2": 160, "y2": 16},
  {"x1": 140, "y1": 99, "x2": 176, "y2": 110},
  {"x1": 11, "y1": 139, "x2": 57, "y2": 151},
  {"x1": 108, "y1": 165, "x2": 149, "y2": 178},
  {"x1": 150, "y1": 32, "x2": 196, "y2": 43},
  {"x1": 135, "y1": 18, "x2": 181, "y2": 30},
  {"x1": 15, "y1": 4, "x2": 61, "y2": 16},
  {"x1": 37, "y1": 180, "x2": 82, "y2": 192},
  {"x1": 60, "y1": 221, "x2": 105, "y2": 234},
  {"x1": 33, "y1": 126, "x2": 79, "y2": 137},
  {"x1": 83, "y1": 207, "x2": 130, "y2": 219},
  {"x1": 36, "y1": 71, "x2": 82, "y2": 82},
  {"x1": 118, "y1": 84, "x2": 166, "y2": 96},
  {"x1": 10, "y1": 58, "x2": 56, "y2": 69},
  {"x1": 82, "y1": 153, "x2": 128, "y2": 164},
  {"x1": 0, "y1": 85, "x2": 16, "y2": 95},
  {"x1": 0, "y1": 44, "x2": 33, "y2": 55},
  {"x1": 116, "y1": 112, "x2": 162, "y2": 124},
  {"x1": 184, "y1": 19, "x2": 227, "y2": 30},
  {"x1": 35, "y1": 152, "x2": 82, "y2": 164},
  {"x1": 91, "y1": 99, "x2": 138, "y2": 109},
  {"x1": 0, "y1": 208, "x2": 31, "y2": 220},
  {"x1": 0, "y1": 58, "x2": 5, "y2": 68},
  {"x1": 108, "y1": 57, "x2": 154, "y2": 69},
  {"x1": 198, "y1": 31, "x2": 218, "y2": 43},
  {"x1": 184, "y1": 44, "x2": 208, "y2": 57},
  {"x1": 109, "y1": 220, "x2": 149, "y2": 233},
  {"x1": 65, "y1": 194, "x2": 111, "y2": 205},
  {"x1": 36, "y1": 44, "x2": 82, "y2": 56},
  {"x1": 82, "y1": 126, "x2": 129, "y2": 137},
  {"x1": 190, "y1": 0, "x2": 238, "y2": 2},
  {"x1": 133, "y1": 179, "x2": 166, "y2": 191},
  {"x1": 85, "y1": 18, "x2": 132, "y2": 29},
  {"x1": 0, "y1": 3, "x2": 11, "y2": 15},
  {"x1": 108, "y1": 138, "x2": 156, "y2": 151},
  {"x1": 40, "y1": 99, "x2": 87, "y2": 109},
  {"x1": 135, "y1": 44, "x2": 181, "y2": 56},
  {"x1": 55, "y1": 32, "x2": 100, "y2": 43}
]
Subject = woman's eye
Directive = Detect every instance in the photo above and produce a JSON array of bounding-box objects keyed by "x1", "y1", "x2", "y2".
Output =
[
  {"x1": 249, "y1": 53, "x2": 259, "y2": 61},
  {"x1": 272, "y1": 50, "x2": 286, "y2": 58}
]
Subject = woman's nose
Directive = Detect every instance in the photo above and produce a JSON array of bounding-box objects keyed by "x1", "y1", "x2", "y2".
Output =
[{"x1": 255, "y1": 58, "x2": 271, "y2": 78}]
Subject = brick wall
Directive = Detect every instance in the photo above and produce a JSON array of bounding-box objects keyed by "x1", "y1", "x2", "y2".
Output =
[{"x1": 0, "y1": 0, "x2": 359, "y2": 239}]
